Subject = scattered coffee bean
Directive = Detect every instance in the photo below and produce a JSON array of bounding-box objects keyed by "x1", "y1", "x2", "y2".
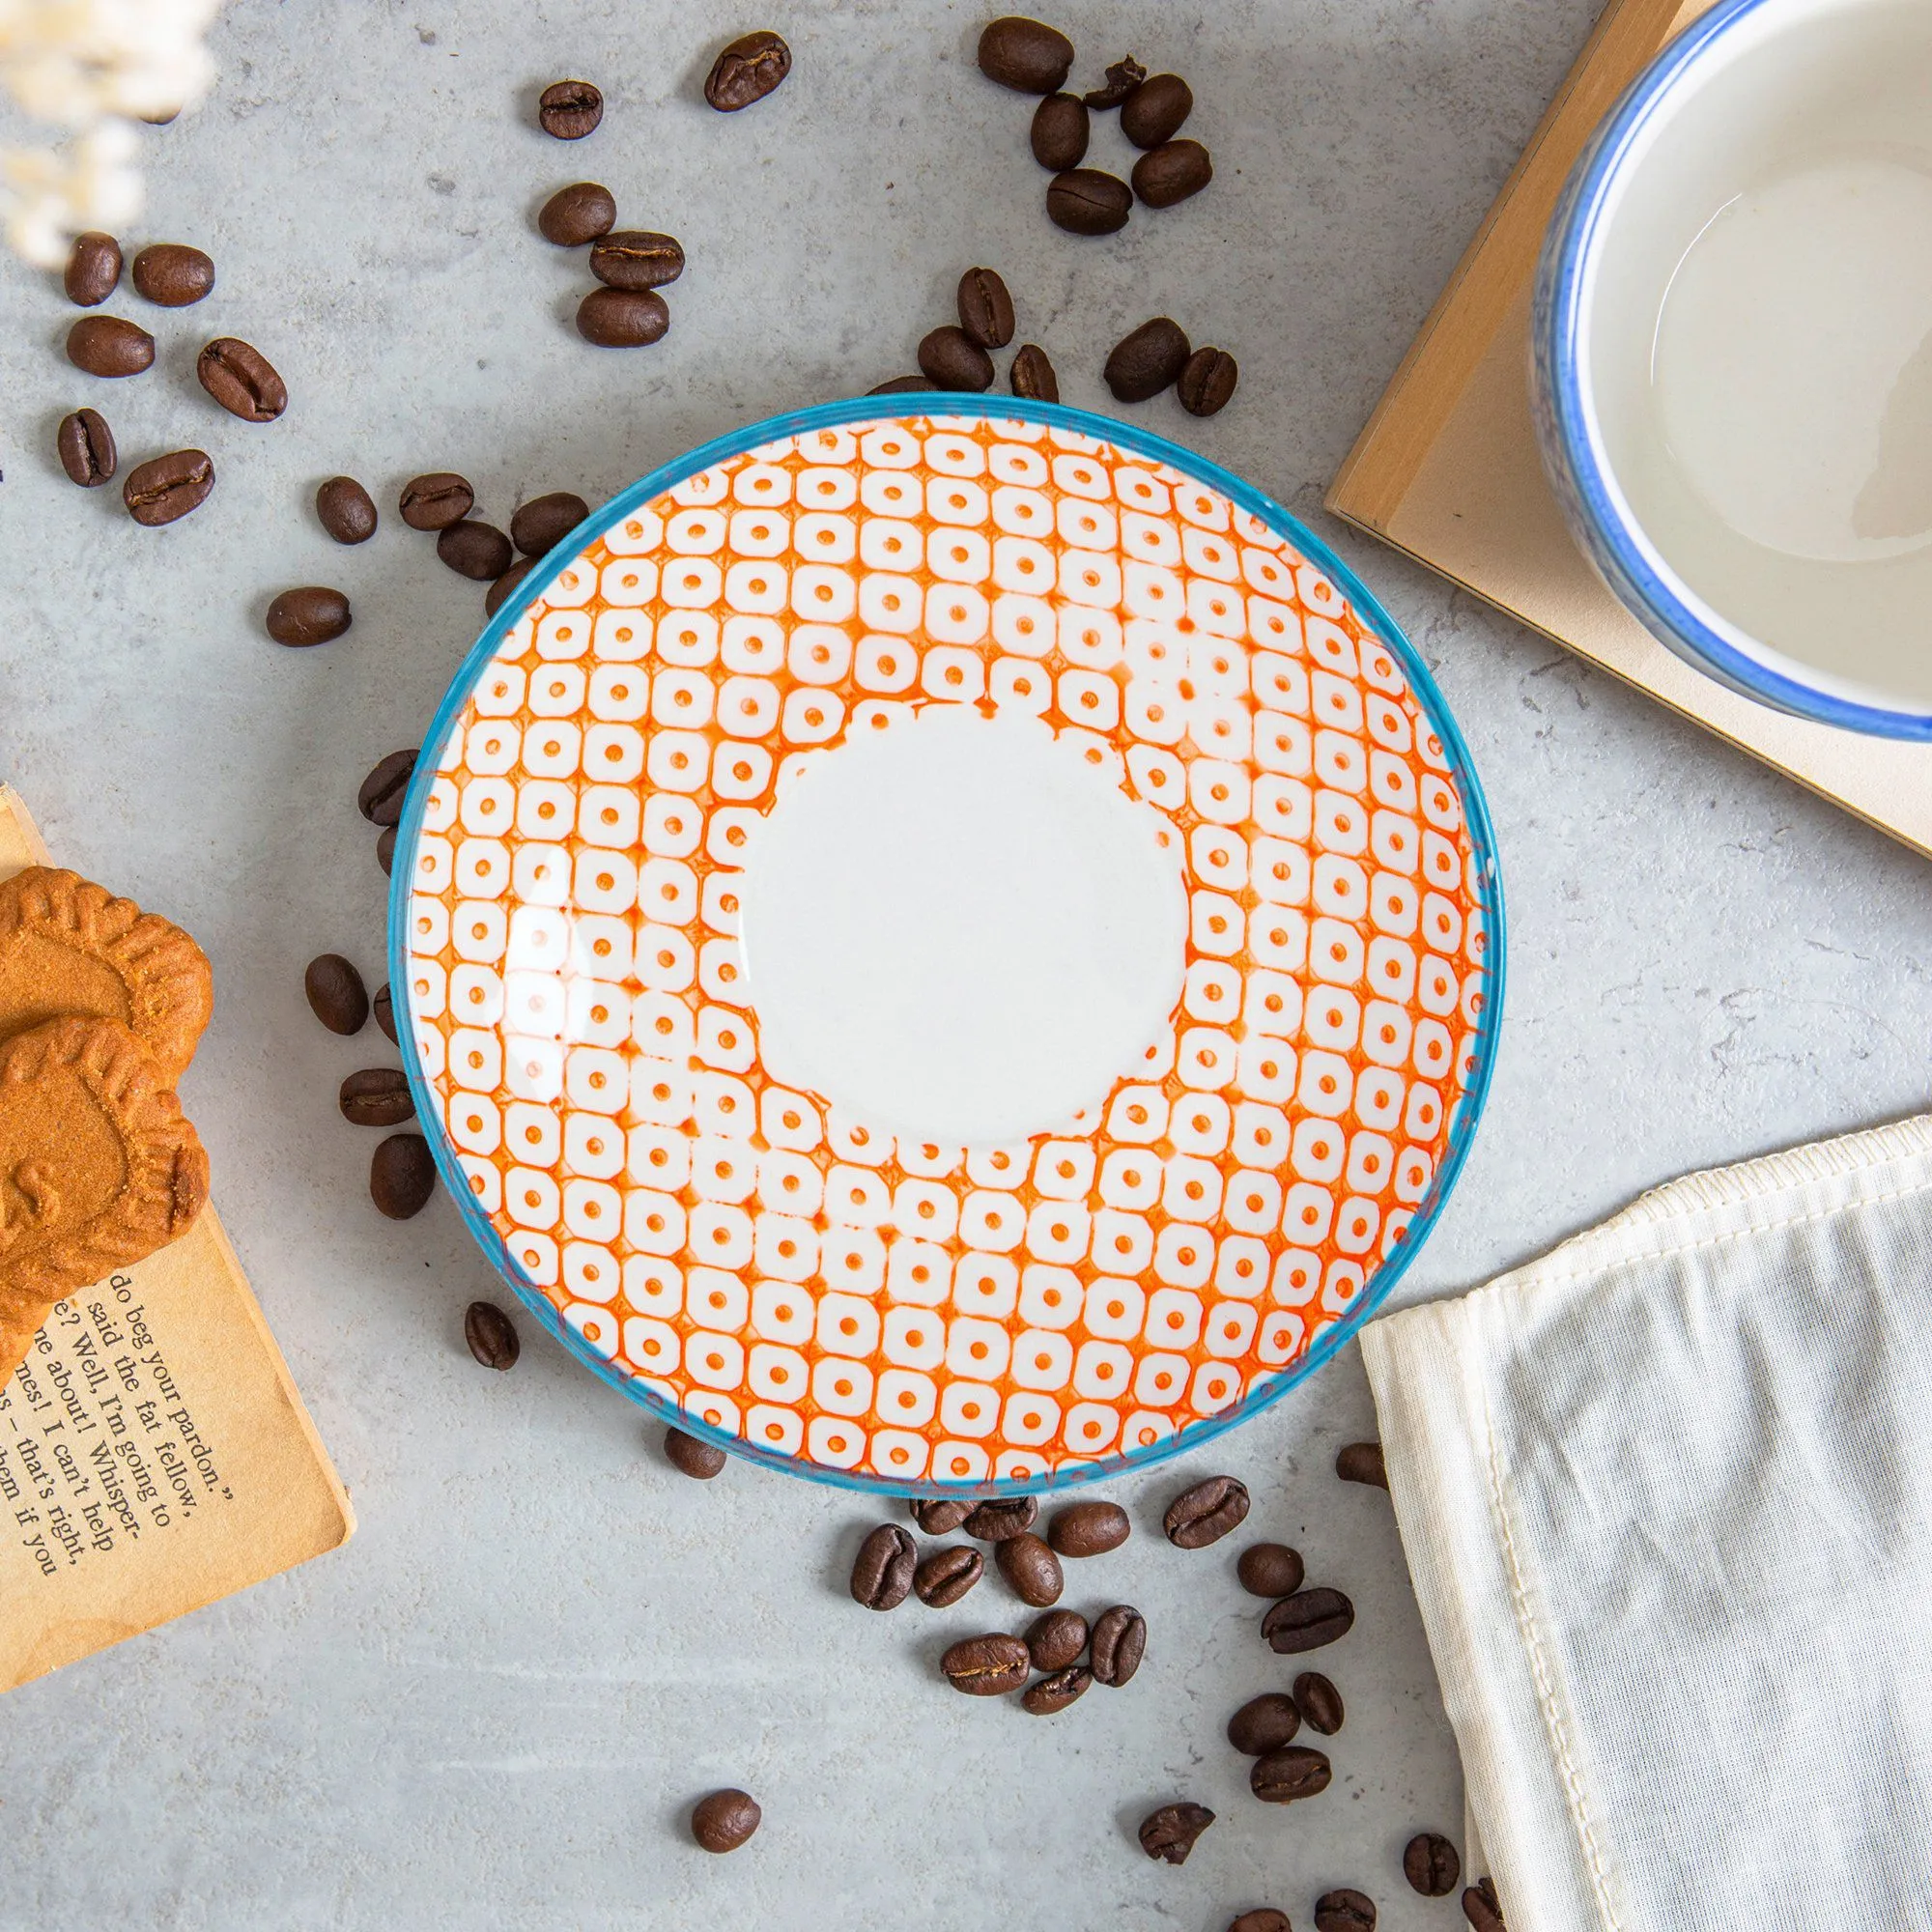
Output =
[
  {"x1": 197, "y1": 337, "x2": 287, "y2": 422},
  {"x1": 1336, "y1": 1441, "x2": 1388, "y2": 1489},
  {"x1": 1230, "y1": 1914, "x2": 1292, "y2": 1932},
  {"x1": 1263, "y1": 1588, "x2": 1356, "y2": 1655},
  {"x1": 370, "y1": 1133, "x2": 436, "y2": 1218},
  {"x1": 339, "y1": 1068, "x2": 413, "y2": 1127},
  {"x1": 917, "y1": 325, "x2": 995, "y2": 392},
  {"x1": 130, "y1": 242, "x2": 214, "y2": 305},
  {"x1": 1227, "y1": 1692, "x2": 1300, "y2": 1755},
  {"x1": 1404, "y1": 1833, "x2": 1461, "y2": 1897},
  {"x1": 1105, "y1": 316, "x2": 1191, "y2": 402},
  {"x1": 68, "y1": 315, "x2": 154, "y2": 377},
  {"x1": 508, "y1": 488, "x2": 583, "y2": 557},
  {"x1": 486, "y1": 558, "x2": 537, "y2": 617},
  {"x1": 665, "y1": 1425, "x2": 727, "y2": 1478},
  {"x1": 705, "y1": 30, "x2": 791, "y2": 111},
  {"x1": 909, "y1": 1496, "x2": 975, "y2": 1535},
  {"x1": 358, "y1": 751, "x2": 418, "y2": 825},
  {"x1": 851, "y1": 1523, "x2": 918, "y2": 1610},
  {"x1": 464, "y1": 1300, "x2": 520, "y2": 1370},
  {"x1": 1139, "y1": 1802, "x2": 1213, "y2": 1865},
  {"x1": 1179, "y1": 345, "x2": 1238, "y2": 416},
  {"x1": 1163, "y1": 1474, "x2": 1249, "y2": 1548},
  {"x1": 56, "y1": 408, "x2": 116, "y2": 486},
  {"x1": 1294, "y1": 1671, "x2": 1345, "y2": 1735},
  {"x1": 1025, "y1": 1607, "x2": 1087, "y2": 1673},
  {"x1": 1084, "y1": 56, "x2": 1147, "y2": 109},
  {"x1": 538, "y1": 78, "x2": 603, "y2": 139},
  {"x1": 1021, "y1": 1663, "x2": 1090, "y2": 1715},
  {"x1": 1121, "y1": 71, "x2": 1193, "y2": 148},
  {"x1": 372, "y1": 982, "x2": 397, "y2": 1042},
  {"x1": 956, "y1": 266, "x2": 1016, "y2": 350},
  {"x1": 691, "y1": 1787, "x2": 760, "y2": 1853},
  {"x1": 1250, "y1": 1745, "x2": 1332, "y2": 1804},
  {"x1": 1045, "y1": 167, "x2": 1132, "y2": 235},
  {"x1": 1009, "y1": 343, "x2": 1058, "y2": 402},
  {"x1": 305, "y1": 953, "x2": 369, "y2": 1036},
  {"x1": 538, "y1": 181, "x2": 617, "y2": 245},
  {"x1": 978, "y1": 15, "x2": 1074, "y2": 94},
  {"x1": 266, "y1": 586, "x2": 352, "y2": 647},
  {"x1": 1046, "y1": 1500, "x2": 1129, "y2": 1557},
  {"x1": 1463, "y1": 1877, "x2": 1505, "y2": 1932},
  {"x1": 376, "y1": 826, "x2": 397, "y2": 876},
  {"x1": 589, "y1": 230, "x2": 685, "y2": 291},
  {"x1": 578, "y1": 287, "x2": 669, "y2": 347},
  {"x1": 399, "y1": 472, "x2": 474, "y2": 531},
  {"x1": 316, "y1": 475, "x2": 378, "y2": 544},
  {"x1": 913, "y1": 1545, "x2": 982, "y2": 1606},
  {"x1": 1316, "y1": 1889, "x2": 1378, "y2": 1932},
  {"x1": 1237, "y1": 1543, "x2": 1304, "y2": 1598},
  {"x1": 437, "y1": 519, "x2": 513, "y2": 582},
  {"x1": 124, "y1": 449, "x2": 213, "y2": 526},
  {"x1": 1089, "y1": 1605, "x2": 1145, "y2": 1686},
  {"x1": 940, "y1": 1632, "x2": 1031, "y2": 1695},
  {"x1": 995, "y1": 1531, "x2": 1063, "y2": 1606},
  {"x1": 64, "y1": 231, "x2": 122, "y2": 305},
  {"x1": 1030, "y1": 93, "x2": 1089, "y2": 170},
  {"x1": 1132, "y1": 138, "x2": 1212, "y2": 209},
  {"x1": 868, "y1": 375, "x2": 929, "y2": 394},
  {"x1": 962, "y1": 1495, "x2": 1037, "y2": 1542}
]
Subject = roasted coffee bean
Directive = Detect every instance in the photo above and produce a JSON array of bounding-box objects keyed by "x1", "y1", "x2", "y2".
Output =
[
  {"x1": 851, "y1": 1523, "x2": 917, "y2": 1609},
  {"x1": 131, "y1": 242, "x2": 213, "y2": 305},
  {"x1": 1138, "y1": 1803, "x2": 1213, "y2": 1865},
  {"x1": 124, "y1": 449, "x2": 213, "y2": 526},
  {"x1": 868, "y1": 375, "x2": 929, "y2": 394},
  {"x1": 917, "y1": 325, "x2": 994, "y2": 392},
  {"x1": 339, "y1": 1068, "x2": 413, "y2": 1126},
  {"x1": 1105, "y1": 316, "x2": 1191, "y2": 402},
  {"x1": 1047, "y1": 1500, "x2": 1129, "y2": 1557},
  {"x1": 316, "y1": 475, "x2": 378, "y2": 544},
  {"x1": 376, "y1": 827, "x2": 397, "y2": 876},
  {"x1": 68, "y1": 315, "x2": 154, "y2": 377},
  {"x1": 1045, "y1": 168, "x2": 1132, "y2": 236},
  {"x1": 464, "y1": 1300, "x2": 520, "y2": 1370},
  {"x1": 909, "y1": 1496, "x2": 975, "y2": 1535},
  {"x1": 589, "y1": 230, "x2": 685, "y2": 291},
  {"x1": 1084, "y1": 56, "x2": 1147, "y2": 109},
  {"x1": 940, "y1": 1632, "x2": 1030, "y2": 1695},
  {"x1": 1179, "y1": 345, "x2": 1238, "y2": 416},
  {"x1": 358, "y1": 750, "x2": 418, "y2": 825},
  {"x1": 64, "y1": 231, "x2": 122, "y2": 305},
  {"x1": 1022, "y1": 1664, "x2": 1090, "y2": 1715},
  {"x1": 266, "y1": 586, "x2": 352, "y2": 647},
  {"x1": 962, "y1": 1495, "x2": 1036, "y2": 1542},
  {"x1": 1030, "y1": 93, "x2": 1088, "y2": 170},
  {"x1": 995, "y1": 1531, "x2": 1063, "y2": 1606},
  {"x1": 1251, "y1": 1745, "x2": 1332, "y2": 1804},
  {"x1": 665, "y1": 1426, "x2": 727, "y2": 1478},
  {"x1": 197, "y1": 337, "x2": 287, "y2": 422},
  {"x1": 957, "y1": 266, "x2": 1016, "y2": 349},
  {"x1": 371, "y1": 1134, "x2": 436, "y2": 1219},
  {"x1": 1237, "y1": 1542, "x2": 1304, "y2": 1598},
  {"x1": 398, "y1": 472, "x2": 473, "y2": 530},
  {"x1": 1121, "y1": 71, "x2": 1192, "y2": 148},
  {"x1": 1316, "y1": 1889, "x2": 1378, "y2": 1932},
  {"x1": 1263, "y1": 1587, "x2": 1356, "y2": 1654},
  {"x1": 538, "y1": 181, "x2": 616, "y2": 245},
  {"x1": 1132, "y1": 138, "x2": 1212, "y2": 209},
  {"x1": 914, "y1": 1545, "x2": 982, "y2": 1607},
  {"x1": 1337, "y1": 1441, "x2": 1388, "y2": 1489},
  {"x1": 1009, "y1": 343, "x2": 1059, "y2": 402},
  {"x1": 691, "y1": 1788, "x2": 760, "y2": 1853},
  {"x1": 705, "y1": 30, "x2": 791, "y2": 111},
  {"x1": 56, "y1": 408, "x2": 116, "y2": 486},
  {"x1": 1294, "y1": 1671, "x2": 1345, "y2": 1735},
  {"x1": 1025, "y1": 1607, "x2": 1087, "y2": 1673},
  {"x1": 486, "y1": 558, "x2": 536, "y2": 617},
  {"x1": 978, "y1": 16, "x2": 1074, "y2": 94},
  {"x1": 538, "y1": 78, "x2": 603, "y2": 139},
  {"x1": 1230, "y1": 1914, "x2": 1292, "y2": 1932},
  {"x1": 577, "y1": 287, "x2": 669, "y2": 347},
  {"x1": 305, "y1": 954, "x2": 369, "y2": 1036},
  {"x1": 372, "y1": 982, "x2": 397, "y2": 1042},
  {"x1": 1404, "y1": 1833, "x2": 1461, "y2": 1897},
  {"x1": 437, "y1": 519, "x2": 513, "y2": 582},
  {"x1": 1226, "y1": 1692, "x2": 1300, "y2": 1755},
  {"x1": 1164, "y1": 1474, "x2": 1249, "y2": 1548},
  {"x1": 1089, "y1": 1605, "x2": 1145, "y2": 1686},
  {"x1": 1463, "y1": 1878, "x2": 1505, "y2": 1932}
]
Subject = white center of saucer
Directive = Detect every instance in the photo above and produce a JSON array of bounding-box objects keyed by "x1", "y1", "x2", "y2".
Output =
[{"x1": 737, "y1": 704, "x2": 1188, "y2": 1147}]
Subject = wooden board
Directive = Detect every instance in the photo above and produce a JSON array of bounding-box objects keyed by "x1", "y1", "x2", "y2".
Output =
[
  {"x1": 1326, "y1": 0, "x2": 1932, "y2": 860},
  {"x1": 0, "y1": 786, "x2": 354, "y2": 1690}
]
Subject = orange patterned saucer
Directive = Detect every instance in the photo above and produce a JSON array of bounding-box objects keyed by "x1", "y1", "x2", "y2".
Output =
[{"x1": 390, "y1": 399, "x2": 1503, "y2": 1494}]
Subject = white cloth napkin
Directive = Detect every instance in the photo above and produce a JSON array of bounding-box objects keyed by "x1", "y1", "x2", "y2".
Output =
[{"x1": 1361, "y1": 1115, "x2": 1932, "y2": 1932}]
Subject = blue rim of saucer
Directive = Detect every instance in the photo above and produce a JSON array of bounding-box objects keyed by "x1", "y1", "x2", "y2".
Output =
[
  {"x1": 1533, "y1": 0, "x2": 1932, "y2": 742},
  {"x1": 388, "y1": 394, "x2": 1508, "y2": 1496}
]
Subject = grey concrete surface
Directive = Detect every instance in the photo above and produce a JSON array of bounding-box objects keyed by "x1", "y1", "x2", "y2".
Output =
[{"x1": 3, "y1": 2, "x2": 1929, "y2": 1926}]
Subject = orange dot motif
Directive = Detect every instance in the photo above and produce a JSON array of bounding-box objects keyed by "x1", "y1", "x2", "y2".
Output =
[{"x1": 403, "y1": 412, "x2": 1494, "y2": 1487}]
